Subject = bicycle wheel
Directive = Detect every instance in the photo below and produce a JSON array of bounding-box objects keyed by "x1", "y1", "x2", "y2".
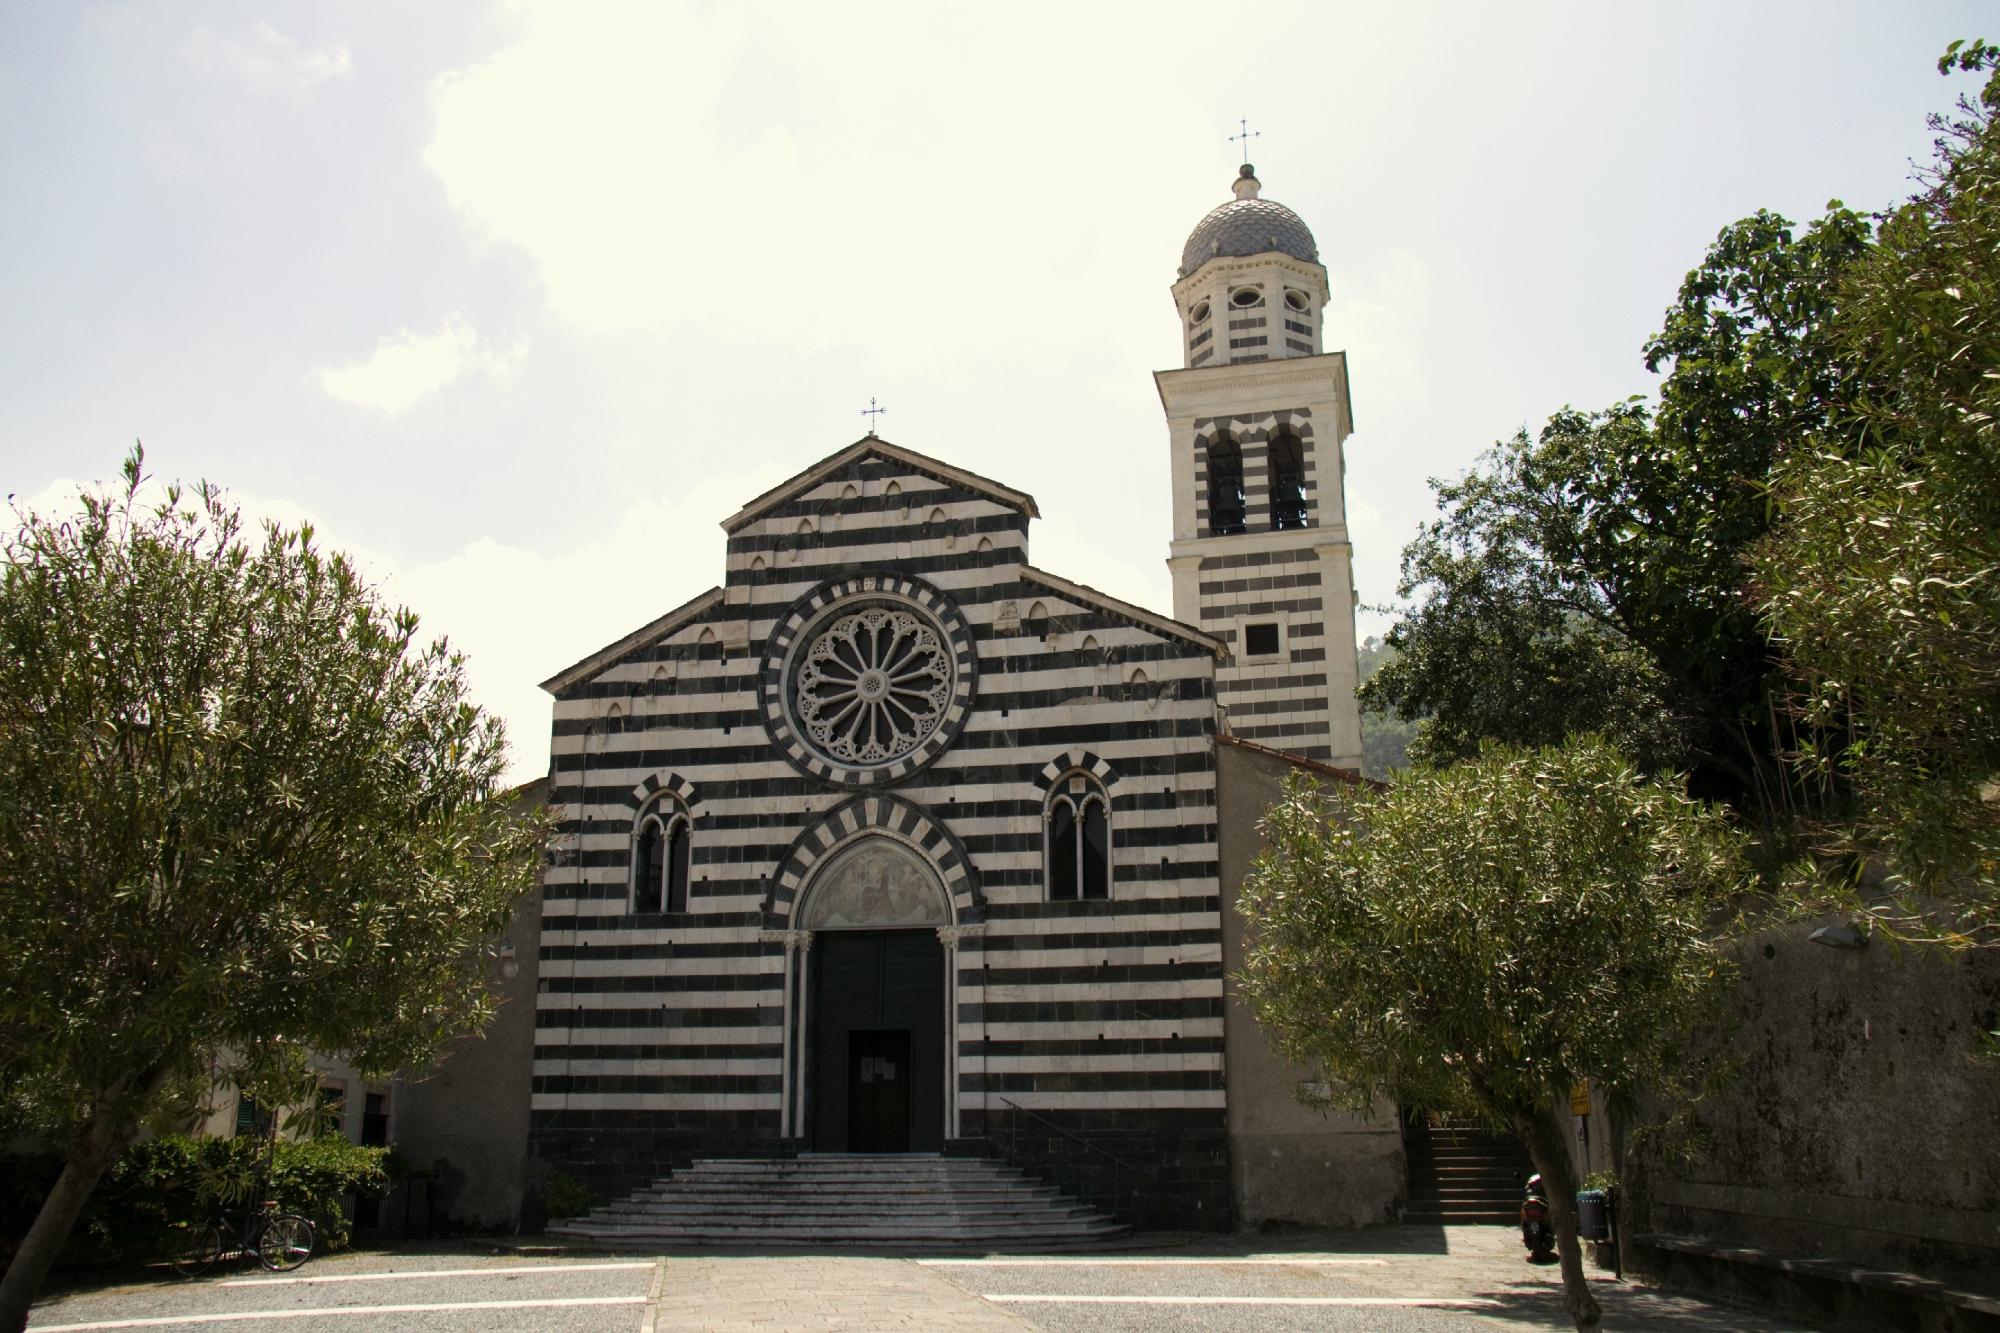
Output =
[
  {"x1": 171, "y1": 1222, "x2": 223, "y2": 1278},
  {"x1": 256, "y1": 1214, "x2": 315, "y2": 1271}
]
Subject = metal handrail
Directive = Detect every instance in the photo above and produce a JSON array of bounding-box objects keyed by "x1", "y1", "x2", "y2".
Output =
[
  {"x1": 991, "y1": 1096, "x2": 1156, "y2": 1219},
  {"x1": 995, "y1": 1097, "x2": 1147, "y2": 1176}
]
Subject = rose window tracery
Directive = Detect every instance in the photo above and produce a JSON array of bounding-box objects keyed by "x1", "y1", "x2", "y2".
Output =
[
  {"x1": 760, "y1": 575, "x2": 976, "y2": 788},
  {"x1": 795, "y1": 609, "x2": 950, "y2": 764}
]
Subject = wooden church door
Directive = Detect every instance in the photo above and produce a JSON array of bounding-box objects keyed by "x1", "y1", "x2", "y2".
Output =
[{"x1": 846, "y1": 1030, "x2": 913, "y2": 1152}]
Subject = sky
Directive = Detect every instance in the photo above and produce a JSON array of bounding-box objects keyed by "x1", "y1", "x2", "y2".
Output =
[{"x1": 0, "y1": 1, "x2": 1988, "y2": 784}]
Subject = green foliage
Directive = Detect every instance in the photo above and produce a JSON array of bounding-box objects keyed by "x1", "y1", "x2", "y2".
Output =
[
  {"x1": 538, "y1": 1172, "x2": 603, "y2": 1221},
  {"x1": 0, "y1": 1134, "x2": 389, "y2": 1269},
  {"x1": 0, "y1": 448, "x2": 542, "y2": 1126},
  {"x1": 1239, "y1": 737, "x2": 1746, "y2": 1125},
  {"x1": 1355, "y1": 637, "x2": 1418, "y2": 780},
  {"x1": 1364, "y1": 209, "x2": 1873, "y2": 825},
  {"x1": 1757, "y1": 46, "x2": 2000, "y2": 921},
  {"x1": 1358, "y1": 419, "x2": 1690, "y2": 777},
  {"x1": 0, "y1": 448, "x2": 544, "y2": 1315}
]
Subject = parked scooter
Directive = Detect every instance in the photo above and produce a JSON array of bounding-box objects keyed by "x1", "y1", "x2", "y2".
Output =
[{"x1": 1521, "y1": 1173, "x2": 1556, "y2": 1262}]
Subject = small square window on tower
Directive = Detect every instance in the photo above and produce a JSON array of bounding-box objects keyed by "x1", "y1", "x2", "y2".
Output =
[{"x1": 1243, "y1": 622, "x2": 1281, "y2": 658}]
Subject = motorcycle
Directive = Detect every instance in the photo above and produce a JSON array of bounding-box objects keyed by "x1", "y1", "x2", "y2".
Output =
[{"x1": 1521, "y1": 1173, "x2": 1556, "y2": 1262}]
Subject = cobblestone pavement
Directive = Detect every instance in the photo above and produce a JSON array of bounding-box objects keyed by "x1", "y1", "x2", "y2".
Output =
[{"x1": 24, "y1": 1229, "x2": 1816, "y2": 1332}]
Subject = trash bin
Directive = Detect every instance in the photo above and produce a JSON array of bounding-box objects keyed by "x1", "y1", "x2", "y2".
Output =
[{"x1": 1575, "y1": 1189, "x2": 1610, "y2": 1241}]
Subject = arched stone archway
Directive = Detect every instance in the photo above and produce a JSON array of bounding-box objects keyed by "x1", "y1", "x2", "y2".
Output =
[{"x1": 776, "y1": 832, "x2": 970, "y2": 1153}]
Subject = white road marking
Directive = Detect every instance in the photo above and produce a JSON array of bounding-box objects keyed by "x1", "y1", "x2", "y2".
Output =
[
  {"x1": 220, "y1": 1260, "x2": 653, "y2": 1287},
  {"x1": 923, "y1": 1256, "x2": 1389, "y2": 1267},
  {"x1": 983, "y1": 1294, "x2": 1502, "y2": 1308},
  {"x1": 29, "y1": 1295, "x2": 648, "y2": 1331}
]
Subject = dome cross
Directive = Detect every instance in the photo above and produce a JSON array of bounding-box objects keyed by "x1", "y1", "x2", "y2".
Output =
[{"x1": 1229, "y1": 116, "x2": 1260, "y2": 166}]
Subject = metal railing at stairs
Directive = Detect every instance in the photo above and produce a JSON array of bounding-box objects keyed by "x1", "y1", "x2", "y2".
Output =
[{"x1": 988, "y1": 1096, "x2": 1154, "y2": 1221}]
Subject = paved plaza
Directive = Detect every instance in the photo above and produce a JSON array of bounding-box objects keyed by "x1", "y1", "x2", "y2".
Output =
[{"x1": 23, "y1": 1228, "x2": 1816, "y2": 1332}]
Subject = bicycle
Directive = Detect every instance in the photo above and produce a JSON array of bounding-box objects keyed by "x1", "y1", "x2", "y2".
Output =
[{"x1": 171, "y1": 1199, "x2": 315, "y2": 1277}]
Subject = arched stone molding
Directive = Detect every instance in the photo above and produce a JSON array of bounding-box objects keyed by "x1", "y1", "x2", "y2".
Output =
[
  {"x1": 622, "y1": 771, "x2": 701, "y2": 824},
  {"x1": 762, "y1": 793, "x2": 984, "y2": 927},
  {"x1": 1190, "y1": 407, "x2": 1314, "y2": 449},
  {"x1": 797, "y1": 837, "x2": 951, "y2": 931},
  {"x1": 1034, "y1": 751, "x2": 1120, "y2": 795}
]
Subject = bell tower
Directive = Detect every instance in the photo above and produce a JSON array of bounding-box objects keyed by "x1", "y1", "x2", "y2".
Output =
[{"x1": 1156, "y1": 163, "x2": 1363, "y2": 769}]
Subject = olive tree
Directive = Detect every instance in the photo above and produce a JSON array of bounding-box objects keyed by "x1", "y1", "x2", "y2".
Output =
[
  {"x1": 1238, "y1": 738, "x2": 1748, "y2": 1332},
  {"x1": 1757, "y1": 42, "x2": 2000, "y2": 927},
  {"x1": 0, "y1": 451, "x2": 542, "y2": 1331}
]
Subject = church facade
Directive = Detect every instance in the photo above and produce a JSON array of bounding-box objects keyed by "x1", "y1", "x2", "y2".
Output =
[{"x1": 522, "y1": 165, "x2": 1384, "y2": 1229}]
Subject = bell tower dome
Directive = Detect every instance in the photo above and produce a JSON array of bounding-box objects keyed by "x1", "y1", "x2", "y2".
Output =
[
  {"x1": 1156, "y1": 163, "x2": 1362, "y2": 770},
  {"x1": 1174, "y1": 164, "x2": 1328, "y2": 369}
]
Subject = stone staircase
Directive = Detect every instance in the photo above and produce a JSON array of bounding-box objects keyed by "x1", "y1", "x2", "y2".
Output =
[
  {"x1": 1402, "y1": 1115, "x2": 1535, "y2": 1225},
  {"x1": 548, "y1": 1153, "x2": 1128, "y2": 1250}
]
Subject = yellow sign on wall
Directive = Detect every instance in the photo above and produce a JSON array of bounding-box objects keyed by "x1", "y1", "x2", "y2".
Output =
[{"x1": 1570, "y1": 1083, "x2": 1592, "y2": 1116}]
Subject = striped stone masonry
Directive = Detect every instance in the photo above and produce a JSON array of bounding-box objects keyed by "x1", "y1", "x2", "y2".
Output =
[{"x1": 531, "y1": 442, "x2": 1232, "y2": 1225}]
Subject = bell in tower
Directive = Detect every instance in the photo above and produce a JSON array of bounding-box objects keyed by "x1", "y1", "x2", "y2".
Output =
[{"x1": 1157, "y1": 161, "x2": 1363, "y2": 770}]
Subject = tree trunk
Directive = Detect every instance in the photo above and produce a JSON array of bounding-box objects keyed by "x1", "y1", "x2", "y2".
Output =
[
  {"x1": 1514, "y1": 1103, "x2": 1602, "y2": 1332},
  {"x1": 0, "y1": 1088, "x2": 156, "y2": 1333}
]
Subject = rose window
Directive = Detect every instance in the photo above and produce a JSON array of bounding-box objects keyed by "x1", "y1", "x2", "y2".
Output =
[
  {"x1": 794, "y1": 609, "x2": 951, "y2": 765},
  {"x1": 762, "y1": 574, "x2": 975, "y2": 787}
]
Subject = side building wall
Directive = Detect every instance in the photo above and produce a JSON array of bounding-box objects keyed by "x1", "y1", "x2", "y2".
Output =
[
  {"x1": 1214, "y1": 736, "x2": 1404, "y2": 1228},
  {"x1": 392, "y1": 778, "x2": 548, "y2": 1231}
]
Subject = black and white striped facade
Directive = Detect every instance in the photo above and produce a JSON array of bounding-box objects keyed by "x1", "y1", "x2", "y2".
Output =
[{"x1": 533, "y1": 438, "x2": 1235, "y2": 1226}]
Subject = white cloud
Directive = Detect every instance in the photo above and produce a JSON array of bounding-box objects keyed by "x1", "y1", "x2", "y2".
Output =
[
  {"x1": 313, "y1": 315, "x2": 526, "y2": 414},
  {"x1": 183, "y1": 21, "x2": 352, "y2": 96},
  {"x1": 421, "y1": 3, "x2": 1211, "y2": 367}
]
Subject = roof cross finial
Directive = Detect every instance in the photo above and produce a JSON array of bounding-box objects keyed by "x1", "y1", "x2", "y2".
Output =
[
  {"x1": 1229, "y1": 116, "x2": 1260, "y2": 167},
  {"x1": 861, "y1": 396, "x2": 887, "y2": 436}
]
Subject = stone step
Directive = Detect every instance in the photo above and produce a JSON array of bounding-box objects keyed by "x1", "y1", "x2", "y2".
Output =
[
  {"x1": 692, "y1": 1152, "x2": 1016, "y2": 1160},
  {"x1": 604, "y1": 1198, "x2": 1102, "y2": 1218},
  {"x1": 671, "y1": 1169, "x2": 1040, "y2": 1186},
  {"x1": 558, "y1": 1214, "x2": 1123, "y2": 1237},
  {"x1": 1408, "y1": 1160, "x2": 1529, "y2": 1175},
  {"x1": 571, "y1": 1214, "x2": 1120, "y2": 1237},
  {"x1": 611, "y1": 1197, "x2": 1088, "y2": 1218},
  {"x1": 624, "y1": 1185, "x2": 1068, "y2": 1203},
  {"x1": 676, "y1": 1164, "x2": 1032, "y2": 1180},
  {"x1": 552, "y1": 1151, "x2": 1127, "y2": 1251},
  {"x1": 659, "y1": 1179, "x2": 1059, "y2": 1194},
  {"x1": 548, "y1": 1227, "x2": 1131, "y2": 1253}
]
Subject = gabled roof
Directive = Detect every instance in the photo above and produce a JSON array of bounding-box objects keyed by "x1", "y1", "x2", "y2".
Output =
[
  {"x1": 721, "y1": 436, "x2": 1040, "y2": 534},
  {"x1": 1020, "y1": 566, "x2": 1226, "y2": 655},
  {"x1": 539, "y1": 586, "x2": 725, "y2": 696}
]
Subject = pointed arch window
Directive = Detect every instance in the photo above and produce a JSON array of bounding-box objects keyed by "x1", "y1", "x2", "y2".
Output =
[
  {"x1": 1046, "y1": 773, "x2": 1110, "y2": 902},
  {"x1": 1206, "y1": 436, "x2": 1246, "y2": 536},
  {"x1": 1269, "y1": 432, "x2": 1308, "y2": 530},
  {"x1": 634, "y1": 801, "x2": 692, "y2": 914}
]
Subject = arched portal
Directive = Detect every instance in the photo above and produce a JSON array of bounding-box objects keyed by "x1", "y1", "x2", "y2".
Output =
[{"x1": 792, "y1": 835, "x2": 954, "y2": 1152}]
